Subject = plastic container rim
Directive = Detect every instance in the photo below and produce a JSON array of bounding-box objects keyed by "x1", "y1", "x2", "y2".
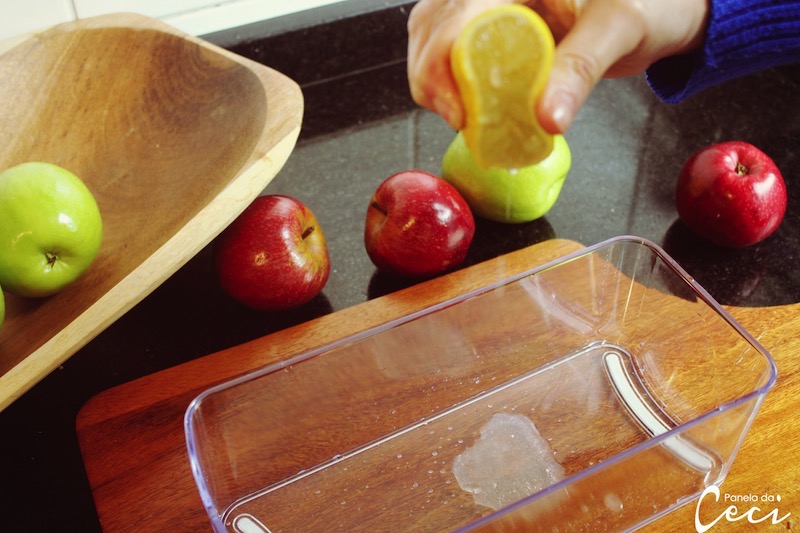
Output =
[{"x1": 183, "y1": 234, "x2": 778, "y2": 530}]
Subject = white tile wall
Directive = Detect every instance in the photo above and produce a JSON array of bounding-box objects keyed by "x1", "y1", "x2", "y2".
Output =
[
  {"x1": 0, "y1": 0, "x2": 75, "y2": 40},
  {"x1": 0, "y1": 0, "x2": 349, "y2": 41},
  {"x1": 73, "y1": 0, "x2": 224, "y2": 19},
  {"x1": 165, "y1": 0, "x2": 352, "y2": 37}
]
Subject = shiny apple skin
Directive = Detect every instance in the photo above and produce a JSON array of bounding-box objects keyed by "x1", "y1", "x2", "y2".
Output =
[
  {"x1": 0, "y1": 162, "x2": 103, "y2": 297},
  {"x1": 364, "y1": 170, "x2": 476, "y2": 278},
  {"x1": 676, "y1": 141, "x2": 787, "y2": 248},
  {"x1": 215, "y1": 195, "x2": 330, "y2": 311}
]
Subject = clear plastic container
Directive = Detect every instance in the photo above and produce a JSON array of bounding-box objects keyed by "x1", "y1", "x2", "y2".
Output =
[{"x1": 184, "y1": 236, "x2": 776, "y2": 532}]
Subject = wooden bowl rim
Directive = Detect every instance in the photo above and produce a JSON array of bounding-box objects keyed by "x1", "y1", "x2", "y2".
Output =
[{"x1": 0, "y1": 13, "x2": 304, "y2": 411}]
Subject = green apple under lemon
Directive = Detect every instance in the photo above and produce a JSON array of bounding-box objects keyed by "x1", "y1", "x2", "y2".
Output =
[
  {"x1": 442, "y1": 132, "x2": 571, "y2": 223},
  {"x1": 0, "y1": 162, "x2": 103, "y2": 298}
]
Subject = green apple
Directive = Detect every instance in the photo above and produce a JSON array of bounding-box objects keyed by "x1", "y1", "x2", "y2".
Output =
[
  {"x1": 442, "y1": 132, "x2": 571, "y2": 223},
  {"x1": 0, "y1": 162, "x2": 103, "y2": 297}
]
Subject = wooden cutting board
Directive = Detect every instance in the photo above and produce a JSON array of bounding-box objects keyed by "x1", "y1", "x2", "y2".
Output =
[
  {"x1": 76, "y1": 239, "x2": 800, "y2": 532},
  {"x1": 0, "y1": 13, "x2": 303, "y2": 411}
]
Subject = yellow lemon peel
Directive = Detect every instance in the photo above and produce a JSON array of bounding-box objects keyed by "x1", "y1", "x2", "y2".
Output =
[{"x1": 452, "y1": 5, "x2": 555, "y2": 169}]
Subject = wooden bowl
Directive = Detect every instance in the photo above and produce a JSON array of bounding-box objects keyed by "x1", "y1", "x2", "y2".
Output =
[{"x1": 0, "y1": 13, "x2": 303, "y2": 410}]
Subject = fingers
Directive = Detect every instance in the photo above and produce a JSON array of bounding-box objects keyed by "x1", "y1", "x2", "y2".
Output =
[
  {"x1": 407, "y1": 0, "x2": 514, "y2": 130},
  {"x1": 407, "y1": 0, "x2": 468, "y2": 129},
  {"x1": 409, "y1": 0, "x2": 653, "y2": 135},
  {"x1": 537, "y1": 1, "x2": 645, "y2": 133}
]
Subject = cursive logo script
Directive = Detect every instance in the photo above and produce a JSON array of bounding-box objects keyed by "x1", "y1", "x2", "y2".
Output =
[{"x1": 695, "y1": 484, "x2": 791, "y2": 532}]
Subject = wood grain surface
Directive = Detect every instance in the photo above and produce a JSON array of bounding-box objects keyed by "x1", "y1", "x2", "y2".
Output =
[
  {"x1": 76, "y1": 239, "x2": 800, "y2": 532},
  {"x1": 0, "y1": 14, "x2": 303, "y2": 411}
]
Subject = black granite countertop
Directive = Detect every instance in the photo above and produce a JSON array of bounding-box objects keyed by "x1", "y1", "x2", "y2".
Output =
[{"x1": 2, "y1": 1, "x2": 799, "y2": 530}]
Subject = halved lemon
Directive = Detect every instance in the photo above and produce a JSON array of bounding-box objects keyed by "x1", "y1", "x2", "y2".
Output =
[{"x1": 451, "y1": 5, "x2": 555, "y2": 169}]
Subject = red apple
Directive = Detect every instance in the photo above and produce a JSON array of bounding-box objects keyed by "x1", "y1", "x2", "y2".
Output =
[
  {"x1": 215, "y1": 195, "x2": 330, "y2": 311},
  {"x1": 676, "y1": 141, "x2": 787, "y2": 248},
  {"x1": 365, "y1": 170, "x2": 475, "y2": 277}
]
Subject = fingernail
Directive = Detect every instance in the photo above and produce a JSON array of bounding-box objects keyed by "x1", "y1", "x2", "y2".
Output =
[
  {"x1": 432, "y1": 94, "x2": 463, "y2": 130},
  {"x1": 547, "y1": 91, "x2": 575, "y2": 133}
]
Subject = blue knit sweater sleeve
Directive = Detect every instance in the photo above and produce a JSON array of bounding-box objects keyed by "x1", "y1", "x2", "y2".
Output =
[{"x1": 646, "y1": 0, "x2": 800, "y2": 104}]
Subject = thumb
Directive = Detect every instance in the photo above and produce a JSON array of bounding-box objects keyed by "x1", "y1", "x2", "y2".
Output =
[{"x1": 537, "y1": 6, "x2": 643, "y2": 133}]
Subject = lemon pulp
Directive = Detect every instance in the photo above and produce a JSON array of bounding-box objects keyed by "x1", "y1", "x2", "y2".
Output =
[{"x1": 451, "y1": 5, "x2": 555, "y2": 169}]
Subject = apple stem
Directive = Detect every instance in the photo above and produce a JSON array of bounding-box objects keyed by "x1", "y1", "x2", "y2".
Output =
[
  {"x1": 369, "y1": 200, "x2": 388, "y2": 216},
  {"x1": 46, "y1": 252, "x2": 58, "y2": 268},
  {"x1": 302, "y1": 226, "x2": 315, "y2": 240},
  {"x1": 736, "y1": 162, "x2": 748, "y2": 176}
]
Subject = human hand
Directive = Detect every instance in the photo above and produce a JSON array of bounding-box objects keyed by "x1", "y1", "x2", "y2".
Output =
[{"x1": 407, "y1": 0, "x2": 708, "y2": 133}]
